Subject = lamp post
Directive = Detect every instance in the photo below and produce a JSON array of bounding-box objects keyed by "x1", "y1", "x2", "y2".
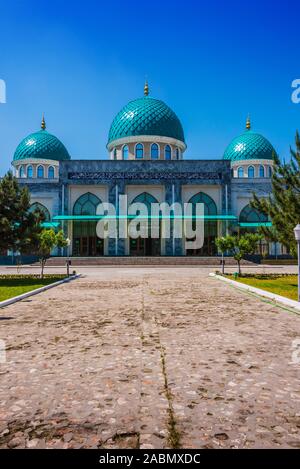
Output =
[
  {"x1": 66, "y1": 238, "x2": 71, "y2": 277},
  {"x1": 294, "y1": 224, "x2": 300, "y2": 302}
]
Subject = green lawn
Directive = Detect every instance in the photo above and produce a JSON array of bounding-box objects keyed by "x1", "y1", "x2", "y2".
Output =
[
  {"x1": 228, "y1": 274, "x2": 298, "y2": 301},
  {"x1": 0, "y1": 276, "x2": 66, "y2": 302}
]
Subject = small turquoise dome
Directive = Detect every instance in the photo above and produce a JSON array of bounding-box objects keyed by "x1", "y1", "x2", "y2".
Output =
[
  {"x1": 14, "y1": 120, "x2": 70, "y2": 162},
  {"x1": 223, "y1": 123, "x2": 276, "y2": 162},
  {"x1": 108, "y1": 95, "x2": 185, "y2": 145}
]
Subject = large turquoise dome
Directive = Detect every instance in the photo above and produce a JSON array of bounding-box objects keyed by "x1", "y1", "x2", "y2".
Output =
[
  {"x1": 108, "y1": 96, "x2": 185, "y2": 145},
  {"x1": 223, "y1": 125, "x2": 276, "y2": 162},
  {"x1": 13, "y1": 124, "x2": 70, "y2": 162}
]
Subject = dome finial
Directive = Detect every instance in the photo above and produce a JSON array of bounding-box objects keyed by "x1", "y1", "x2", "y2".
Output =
[
  {"x1": 144, "y1": 80, "x2": 149, "y2": 96},
  {"x1": 246, "y1": 114, "x2": 251, "y2": 131},
  {"x1": 41, "y1": 114, "x2": 46, "y2": 130}
]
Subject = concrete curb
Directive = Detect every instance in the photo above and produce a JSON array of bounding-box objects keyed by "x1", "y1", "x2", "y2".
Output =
[
  {"x1": 0, "y1": 274, "x2": 81, "y2": 309},
  {"x1": 209, "y1": 272, "x2": 300, "y2": 312}
]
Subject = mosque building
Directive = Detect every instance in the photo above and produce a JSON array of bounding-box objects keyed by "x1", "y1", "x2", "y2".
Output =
[{"x1": 10, "y1": 83, "x2": 281, "y2": 258}]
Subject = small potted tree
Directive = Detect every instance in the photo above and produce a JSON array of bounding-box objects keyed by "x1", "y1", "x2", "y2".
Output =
[
  {"x1": 215, "y1": 236, "x2": 234, "y2": 274},
  {"x1": 232, "y1": 233, "x2": 262, "y2": 276},
  {"x1": 35, "y1": 229, "x2": 68, "y2": 279}
]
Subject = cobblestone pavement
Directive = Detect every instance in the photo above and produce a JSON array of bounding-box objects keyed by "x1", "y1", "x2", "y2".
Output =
[{"x1": 1, "y1": 268, "x2": 300, "y2": 449}]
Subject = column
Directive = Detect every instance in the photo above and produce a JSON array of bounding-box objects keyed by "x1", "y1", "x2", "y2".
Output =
[{"x1": 164, "y1": 182, "x2": 183, "y2": 256}]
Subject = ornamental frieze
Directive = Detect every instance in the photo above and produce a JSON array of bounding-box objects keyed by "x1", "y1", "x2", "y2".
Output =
[{"x1": 68, "y1": 171, "x2": 223, "y2": 181}]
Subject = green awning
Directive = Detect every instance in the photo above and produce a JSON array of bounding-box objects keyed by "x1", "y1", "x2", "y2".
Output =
[
  {"x1": 239, "y1": 222, "x2": 272, "y2": 227},
  {"x1": 53, "y1": 214, "x2": 238, "y2": 221},
  {"x1": 41, "y1": 222, "x2": 60, "y2": 228},
  {"x1": 53, "y1": 215, "x2": 102, "y2": 221}
]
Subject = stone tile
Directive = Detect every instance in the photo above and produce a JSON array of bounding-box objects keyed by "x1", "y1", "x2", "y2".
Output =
[{"x1": 0, "y1": 268, "x2": 300, "y2": 448}]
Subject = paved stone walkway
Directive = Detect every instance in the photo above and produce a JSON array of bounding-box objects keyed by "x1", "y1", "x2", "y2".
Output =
[{"x1": 0, "y1": 268, "x2": 300, "y2": 449}]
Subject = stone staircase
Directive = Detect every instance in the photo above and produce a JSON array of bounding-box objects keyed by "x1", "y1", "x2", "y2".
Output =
[{"x1": 38, "y1": 256, "x2": 255, "y2": 266}]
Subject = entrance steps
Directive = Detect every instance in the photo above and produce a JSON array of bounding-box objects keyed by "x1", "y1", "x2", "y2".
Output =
[{"x1": 38, "y1": 257, "x2": 255, "y2": 267}]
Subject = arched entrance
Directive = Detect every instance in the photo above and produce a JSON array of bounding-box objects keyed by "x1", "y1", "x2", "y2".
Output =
[
  {"x1": 72, "y1": 193, "x2": 104, "y2": 256},
  {"x1": 239, "y1": 204, "x2": 269, "y2": 255},
  {"x1": 129, "y1": 192, "x2": 161, "y2": 256},
  {"x1": 29, "y1": 202, "x2": 50, "y2": 222},
  {"x1": 186, "y1": 192, "x2": 218, "y2": 256},
  {"x1": 239, "y1": 204, "x2": 268, "y2": 226}
]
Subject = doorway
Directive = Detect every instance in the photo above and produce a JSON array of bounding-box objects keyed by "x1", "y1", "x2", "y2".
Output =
[
  {"x1": 72, "y1": 222, "x2": 104, "y2": 256},
  {"x1": 130, "y1": 237, "x2": 160, "y2": 256}
]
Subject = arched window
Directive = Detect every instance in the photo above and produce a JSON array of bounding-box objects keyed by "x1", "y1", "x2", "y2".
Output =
[
  {"x1": 135, "y1": 143, "x2": 144, "y2": 159},
  {"x1": 165, "y1": 145, "x2": 172, "y2": 160},
  {"x1": 130, "y1": 193, "x2": 160, "y2": 243},
  {"x1": 248, "y1": 166, "x2": 255, "y2": 178},
  {"x1": 188, "y1": 192, "x2": 217, "y2": 216},
  {"x1": 237, "y1": 167, "x2": 244, "y2": 178},
  {"x1": 187, "y1": 192, "x2": 218, "y2": 256},
  {"x1": 48, "y1": 166, "x2": 55, "y2": 179},
  {"x1": 73, "y1": 192, "x2": 101, "y2": 216},
  {"x1": 151, "y1": 143, "x2": 159, "y2": 159},
  {"x1": 19, "y1": 166, "x2": 25, "y2": 178},
  {"x1": 132, "y1": 192, "x2": 159, "y2": 215},
  {"x1": 27, "y1": 165, "x2": 33, "y2": 178},
  {"x1": 268, "y1": 166, "x2": 272, "y2": 178},
  {"x1": 37, "y1": 165, "x2": 44, "y2": 178},
  {"x1": 259, "y1": 165, "x2": 265, "y2": 178},
  {"x1": 29, "y1": 202, "x2": 50, "y2": 222},
  {"x1": 122, "y1": 145, "x2": 129, "y2": 160},
  {"x1": 113, "y1": 148, "x2": 117, "y2": 160},
  {"x1": 239, "y1": 204, "x2": 268, "y2": 224},
  {"x1": 176, "y1": 148, "x2": 180, "y2": 160}
]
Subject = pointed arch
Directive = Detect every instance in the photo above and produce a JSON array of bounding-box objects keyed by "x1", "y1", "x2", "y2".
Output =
[
  {"x1": 237, "y1": 167, "x2": 244, "y2": 178},
  {"x1": 122, "y1": 145, "x2": 129, "y2": 160},
  {"x1": 132, "y1": 192, "x2": 159, "y2": 212},
  {"x1": 27, "y1": 165, "x2": 33, "y2": 178},
  {"x1": 48, "y1": 166, "x2": 55, "y2": 179},
  {"x1": 239, "y1": 204, "x2": 268, "y2": 223},
  {"x1": 188, "y1": 192, "x2": 217, "y2": 215},
  {"x1": 268, "y1": 166, "x2": 272, "y2": 178},
  {"x1": 19, "y1": 165, "x2": 25, "y2": 178},
  {"x1": 29, "y1": 202, "x2": 50, "y2": 221},
  {"x1": 73, "y1": 192, "x2": 102, "y2": 216},
  {"x1": 165, "y1": 145, "x2": 172, "y2": 160},
  {"x1": 248, "y1": 165, "x2": 255, "y2": 178},
  {"x1": 151, "y1": 143, "x2": 159, "y2": 159},
  {"x1": 187, "y1": 192, "x2": 217, "y2": 256},
  {"x1": 259, "y1": 165, "x2": 265, "y2": 178},
  {"x1": 37, "y1": 165, "x2": 44, "y2": 178},
  {"x1": 135, "y1": 143, "x2": 144, "y2": 159}
]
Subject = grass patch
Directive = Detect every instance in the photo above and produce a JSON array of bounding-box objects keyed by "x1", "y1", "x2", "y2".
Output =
[
  {"x1": 226, "y1": 274, "x2": 298, "y2": 301},
  {"x1": 0, "y1": 275, "x2": 67, "y2": 302}
]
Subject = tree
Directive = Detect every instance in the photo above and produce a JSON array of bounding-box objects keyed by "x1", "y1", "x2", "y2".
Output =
[
  {"x1": 251, "y1": 131, "x2": 300, "y2": 256},
  {"x1": 231, "y1": 233, "x2": 262, "y2": 275},
  {"x1": 0, "y1": 172, "x2": 44, "y2": 254},
  {"x1": 31, "y1": 229, "x2": 68, "y2": 278},
  {"x1": 215, "y1": 236, "x2": 235, "y2": 274},
  {"x1": 216, "y1": 234, "x2": 260, "y2": 275}
]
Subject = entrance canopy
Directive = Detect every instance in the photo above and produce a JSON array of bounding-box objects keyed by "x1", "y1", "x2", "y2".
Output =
[
  {"x1": 239, "y1": 222, "x2": 272, "y2": 227},
  {"x1": 53, "y1": 214, "x2": 238, "y2": 221}
]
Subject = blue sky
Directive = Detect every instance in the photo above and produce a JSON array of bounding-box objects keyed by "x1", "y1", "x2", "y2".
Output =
[{"x1": 0, "y1": 0, "x2": 299, "y2": 175}]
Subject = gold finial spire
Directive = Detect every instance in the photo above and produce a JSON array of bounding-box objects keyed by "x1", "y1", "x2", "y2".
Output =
[
  {"x1": 41, "y1": 114, "x2": 46, "y2": 130},
  {"x1": 246, "y1": 114, "x2": 251, "y2": 131},
  {"x1": 144, "y1": 80, "x2": 149, "y2": 96}
]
